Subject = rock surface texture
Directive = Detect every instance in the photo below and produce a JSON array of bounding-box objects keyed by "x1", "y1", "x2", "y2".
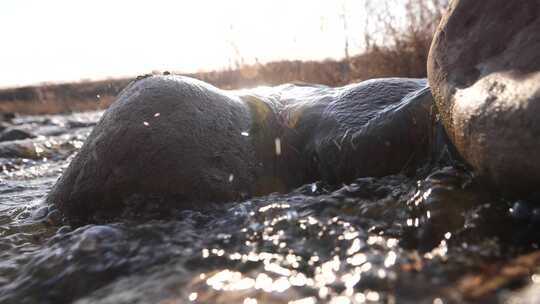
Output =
[
  {"x1": 428, "y1": 0, "x2": 540, "y2": 194},
  {"x1": 46, "y1": 75, "x2": 438, "y2": 221},
  {"x1": 0, "y1": 128, "x2": 35, "y2": 142}
]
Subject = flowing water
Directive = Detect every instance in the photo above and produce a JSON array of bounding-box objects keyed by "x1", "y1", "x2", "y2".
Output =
[{"x1": 1, "y1": 111, "x2": 540, "y2": 304}]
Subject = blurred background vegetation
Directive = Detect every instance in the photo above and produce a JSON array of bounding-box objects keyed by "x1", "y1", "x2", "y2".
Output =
[{"x1": 0, "y1": 0, "x2": 447, "y2": 114}]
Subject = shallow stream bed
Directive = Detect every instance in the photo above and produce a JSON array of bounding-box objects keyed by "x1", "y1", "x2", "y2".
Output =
[{"x1": 1, "y1": 111, "x2": 540, "y2": 304}]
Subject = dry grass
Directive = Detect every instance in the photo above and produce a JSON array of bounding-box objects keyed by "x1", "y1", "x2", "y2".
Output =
[{"x1": 0, "y1": 79, "x2": 129, "y2": 115}]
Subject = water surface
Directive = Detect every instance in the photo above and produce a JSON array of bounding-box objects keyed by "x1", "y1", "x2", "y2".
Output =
[{"x1": 0, "y1": 111, "x2": 539, "y2": 304}]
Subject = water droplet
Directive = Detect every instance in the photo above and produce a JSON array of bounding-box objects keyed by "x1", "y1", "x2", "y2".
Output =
[
  {"x1": 202, "y1": 248, "x2": 209, "y2": 258},
  {"x1": 366, "y1": 291, "x2": 380, "y2": 302},
  {"x1": 384, "y1": 251, "x2": 397, "y2": 267},
  {"x1": 274, "y1": 138, "x2": 281, "y2": 156},
  {"x1": 347, "y1": 238, "x2": 362, "y2": 255},
  {"x1": 244, "y1": 298, "x2": 257, "y2": 304}
]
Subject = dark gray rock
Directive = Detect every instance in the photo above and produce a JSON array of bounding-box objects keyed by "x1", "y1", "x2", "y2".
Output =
[
  {"x1": 0, "y1": 139, "x2": 44, "y2": 159},
  {"x1": 279, "y1": 78, "x2": 436, "y2": 184},
  {"x1": 33, "y1": 125, "x2": 68, "y2": 137},
  {"x1": 67, "y1": 120, "x2": 97, "y2": 129},
  {"x1": 0, "y1": 128, "x2": 35, "y2": 142},
  {"x1": 46, "y1": 75, "x2": 439, "y2": 221},
  {"x1": 46, "y1": 76, "x2": 286, "y2": 221},
  {"x1": 428, "y1": 0, "x2": 540, "y2": 194},
  {"x1": 1, "y1": 113, "x2": 16, "y2": 122},
  {"x1": 32, "y1": 206, "x2": 50, "y2": 220},
  {"x1": 0, "y1": 122, "x2": 9, "y2": 132}
]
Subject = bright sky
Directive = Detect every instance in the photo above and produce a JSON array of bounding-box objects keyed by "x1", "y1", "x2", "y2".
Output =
[{"x1": 0, "y1": 0, "x2": 368, "y2": 88}]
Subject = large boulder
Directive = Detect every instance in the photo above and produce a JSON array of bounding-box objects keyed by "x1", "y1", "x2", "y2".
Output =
[
  {"x1": 46, "y1": 76, "x2": 289, "y2": 221},
  {"x1": 428, "y1": 0, "x2": 540, "y2": 194},
  {"x1": 46, "y1": 75, "x2": 438, "y2": 221}
]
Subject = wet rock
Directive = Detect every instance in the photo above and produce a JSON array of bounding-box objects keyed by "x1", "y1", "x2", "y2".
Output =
[
  {"x1": 531, "y1": 208, "x2": 540, "y2": 224},
  {"x1": 510, "y1": 201, "x2": 532, "y2": 221},
  {"x1": 0, "y1": 139, "x2": 41, "y2": 159},
  {"x1": 425, "y1": 166, "x2": 468, "y2": 189},
  {"x1": 46, "y1": 75, "x2": 439, "y2": 221},
  {"x1": 46, "y1": 209, "x2": 63, "y2": 226},
  {"x1": 34, "y1": 125, "x2": 68, "y2": 137},
  {"x1": 428, "y1": 0, "x2": 540, "y2": 194},
  {"x1": 281, "y1": 78, "x2": 437, "y2": 184},
  {"x1": 57, "y1": 225, "x2": 72, "y2": 234},
  {"x1": 1, "y1": 112, "x2": 16, "y2": 122},
  {"x1": 0, "y1": 128, "x2": 35, "y2": 142},
  {"x1": 47, "y1": 76, "x2": 285, "y2": 221},
  {"x1": 74, "y1": 225, "x2": 123, "y2": 252},
  {"x1": 32, "y1": 205, "x2": 50, "y2": 220},
  {"x1": 0, "y1": 122, "x2": 9, "y2": 132},
  {"x1": 404, "y1": 166, "x2": 482, "y2": 252},
  {"x1": 0, "y1": 138, "x2": 55, "y2": 159},
  {"x1": 66, "y1": 120, "x2": 97, "y2": 129}
]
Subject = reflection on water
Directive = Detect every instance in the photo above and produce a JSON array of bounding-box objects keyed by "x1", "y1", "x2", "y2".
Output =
[{"x1": 0, "y1": 110, "x2": 539, "y2": 303}]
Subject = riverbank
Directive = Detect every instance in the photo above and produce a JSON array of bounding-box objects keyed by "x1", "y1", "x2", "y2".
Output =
[{"x1": 0, "y1": 42, "x2": 432, "y2": 115}]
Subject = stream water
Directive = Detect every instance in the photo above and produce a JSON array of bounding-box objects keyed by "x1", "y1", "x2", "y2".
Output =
[{"x1": 1, "y1": 110, "x2": 540, "y2": 304}]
